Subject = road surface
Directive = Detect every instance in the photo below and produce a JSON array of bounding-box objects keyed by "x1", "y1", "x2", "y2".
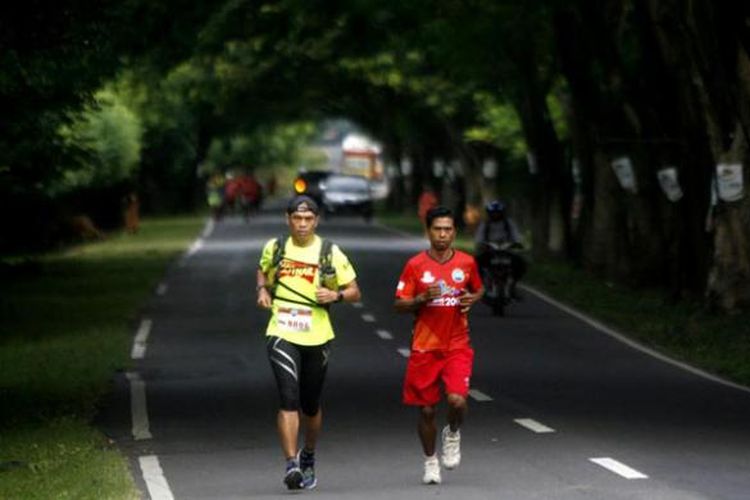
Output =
[{"x1": 99, "y1": 208, "x2": 750, "y2": 499}]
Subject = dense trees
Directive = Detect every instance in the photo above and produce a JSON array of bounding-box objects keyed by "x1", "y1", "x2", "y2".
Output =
[{"x1": 2, "y1": 1, "x2": 750, "y2": 310}]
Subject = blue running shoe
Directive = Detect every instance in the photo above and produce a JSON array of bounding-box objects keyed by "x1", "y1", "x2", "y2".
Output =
[
  {"x1": 284, "y1": 459, "x2": 303, "y2": 490},
  {"x1": 298, "y1": 449, "x2": 317, "y2": 489}
]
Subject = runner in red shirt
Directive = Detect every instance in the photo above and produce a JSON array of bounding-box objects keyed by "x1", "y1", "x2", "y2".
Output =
[{"x1": 394, "y1": 206, "x2": 484, "y2": 485}]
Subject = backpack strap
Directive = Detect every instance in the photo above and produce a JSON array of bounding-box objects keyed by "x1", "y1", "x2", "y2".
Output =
[
  {"x1": 318, "y1": 238, "x2": 335, "y2": 287},
  {"x1": 271, "y1": 235, "x2": 288, "y2": 293}
]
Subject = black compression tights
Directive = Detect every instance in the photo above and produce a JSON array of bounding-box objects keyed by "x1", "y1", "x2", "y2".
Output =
[{"x1": 266, "y1": 336, "x2": 330, "y2": 416}]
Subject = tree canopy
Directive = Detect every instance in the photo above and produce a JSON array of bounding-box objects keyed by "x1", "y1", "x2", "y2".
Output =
[{"x1": 3, "y1": 0, "x2": 750, "y2": 310}]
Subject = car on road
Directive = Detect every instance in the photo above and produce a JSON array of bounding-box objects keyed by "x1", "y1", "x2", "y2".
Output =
[
  {"x1": 292, "y1": 170, "x2": 332, "y2": 206},
  {"x1": 321, "y1": 174, "x2": 374, "y2": 221}
]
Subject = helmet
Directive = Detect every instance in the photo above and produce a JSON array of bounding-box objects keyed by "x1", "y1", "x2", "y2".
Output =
[{"x1": 485, "y1": 200, "x2": 505, "y2": 214}]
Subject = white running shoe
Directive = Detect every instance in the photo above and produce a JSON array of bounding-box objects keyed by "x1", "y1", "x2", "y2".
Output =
[
  {"x1": 441, "y1": 426, "x2": 461, "y2": 469},
  {"x1": 422, "y1": 455, "x2": 441, "y2": 485}
]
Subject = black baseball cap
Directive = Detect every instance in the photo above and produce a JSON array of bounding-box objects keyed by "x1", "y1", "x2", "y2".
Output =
[{"x1": 287, "y1": 195, "x2": 320, "y2": 215}]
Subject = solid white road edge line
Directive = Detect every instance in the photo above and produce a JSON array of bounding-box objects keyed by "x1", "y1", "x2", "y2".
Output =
[
  {"x1": 131, "y1": 319, "x2": 152, "y2": 360},
  {"x1": 126, "y1": 372, "x2": 152, "y2": 441},
  {"x1": 139, "y1": 455, "x2": 175, "y2": 500},
  {"x1": 186, "y1": 239, "x2": 204, "y2": 257},
  {"x1": 179, "y1": 237, "x2": 205, "y2": 267},
  {"x1": 352, "y1": 302, "x2": 364, "y2": 308},
  {"x1": 590, "y1": 457, "x2": 648, "y2": 479},
  {"x1": 201, "y1": 218, "x2": 215, "y2": 239},
  {"x1": 468, "y1": 389, "x2": 493, "y2": 402},
  {"x1": 361, "y1": 313, "x2": 376, "y2": 322},
  {"x1": 522, "y1": 284, "x2": 750, "y2": 395},
  {"x1": 514, "y1": 418, "x2": 555, "y2": 433},
  {"x1": 397, "y1": 347, "x2": 411, "y2": 358},
  {"x1": 376, "y1": 329, "x2": 393, "y2": 340}
]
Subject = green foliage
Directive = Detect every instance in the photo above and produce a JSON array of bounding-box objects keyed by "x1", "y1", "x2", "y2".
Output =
[
  {"x1": 200, "y1": 122, "x2": 317, "y2": 175},
  {"x1": 466, "y1": 92, "x2": 527, "y2": 160},
  {"x1": 56, "y1": 89, "x2": 142, "y2": 194}
]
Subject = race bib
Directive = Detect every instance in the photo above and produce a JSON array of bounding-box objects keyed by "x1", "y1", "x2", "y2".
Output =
[{"x1": 277, "y1": 306, "x2": 312, "y2": 332}]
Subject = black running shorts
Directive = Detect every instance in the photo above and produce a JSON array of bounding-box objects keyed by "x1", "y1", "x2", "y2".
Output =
[{"x1": 266, "y1": 336, "x2": 331, "y2": 416}]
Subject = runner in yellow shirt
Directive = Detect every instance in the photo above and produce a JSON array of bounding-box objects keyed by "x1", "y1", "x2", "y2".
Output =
[{"x1": 256, "y1": 195, "x2": 360, "y2": 490}]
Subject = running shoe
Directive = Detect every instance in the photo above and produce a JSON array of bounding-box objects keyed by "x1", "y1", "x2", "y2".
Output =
[
  {"x1": 422, "y1": 455, "x2": 441, "y2": 485},
  {"x1": 441, "y1": 425, "x2": 461, "y2": 469},
  {"x1": 283, "y1": 458, "x2": 304, "y2": 490},
  {"x1": 298, "y1": 449, "x2": 317, "y2": 489}
]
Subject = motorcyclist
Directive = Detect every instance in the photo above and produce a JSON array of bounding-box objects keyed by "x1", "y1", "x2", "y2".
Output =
[{"x1": 474, "y1": 200, "x2": 527, "y2": 299}]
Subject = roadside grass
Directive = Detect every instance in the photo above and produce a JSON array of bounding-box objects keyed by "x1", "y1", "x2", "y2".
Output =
[
  {"x1": 376, "y1": 211, "x2": 750, "y2": 388},
  {"x1": 0, "y1": 215, "x2": 205, "y2": 499}
]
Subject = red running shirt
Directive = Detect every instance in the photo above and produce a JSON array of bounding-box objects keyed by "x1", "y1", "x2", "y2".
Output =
[{"x1": 395, "y1": 250, "x2": 482, "y2": 351}]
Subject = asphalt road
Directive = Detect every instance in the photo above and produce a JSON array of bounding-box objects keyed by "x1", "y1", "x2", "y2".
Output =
[{"x1": 99, "y1": 207, "x2": 750, "y2": 499}]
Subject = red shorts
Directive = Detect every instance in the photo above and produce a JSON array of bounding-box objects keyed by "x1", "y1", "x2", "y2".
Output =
[{"x1": 402, "y1": 347, "x2": 474, "y2": 406}]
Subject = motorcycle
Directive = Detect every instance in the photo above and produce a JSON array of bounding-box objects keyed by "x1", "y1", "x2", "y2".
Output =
[{"x1": 478, "y1": 241, "x2": 522, "y2": 316}]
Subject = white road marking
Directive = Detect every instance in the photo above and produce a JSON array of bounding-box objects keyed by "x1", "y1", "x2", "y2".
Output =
[
  {"x1": 523, "y1": 284, "x2": 750, "y2": 395},
  {"x1": 126, "y1": 372, "x2": 152, "y2": 440},
  {"x1": 376, "y1": 329, "x2": 393, "y2": 340},
  {"x1": 361, "y1": 313, "x2": 376, "y2": 322},
  {"x1": 139, "y1": 455, "x2": 175, "y2": 500},
  {"x1": 397, "y1": 347, "x2": 411, "y2": 358},
  {"x1": 352, "y1": 302, "x2": 364, "y2": 308},
  {"x1": 590, "y1": 457, "x2": 648, "y2": 479},
  {"x1": 179, "y1": 239, "x2": 204, "y2": 267},
  {"x1": 156, "y1": 283, "x2": 168, "y2": 296},
  {"x1": 131, "y1": 319, "x2": 152, "y2": 360},
  {"x1": 201, "y1": 218, "x2": 215, "y2": 239},
  {"x1": 187, "y1": 239, "x2": 204, "y2": 257},
  {"x1": 468, "y1": 389, "x2": 493, "y2": 402},
  {"x1": 514, "y1": 418, "x2": 555, "y2": 433}
]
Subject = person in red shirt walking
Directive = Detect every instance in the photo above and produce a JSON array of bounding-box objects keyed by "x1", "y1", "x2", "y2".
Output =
[{"x1": 394, "y1": 206, "x2": 484, "y2": 485}]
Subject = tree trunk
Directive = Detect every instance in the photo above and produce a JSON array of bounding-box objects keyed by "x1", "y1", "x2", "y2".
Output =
[{"x1": 645, "y1": 0, "x2": 750, "y2": 310}]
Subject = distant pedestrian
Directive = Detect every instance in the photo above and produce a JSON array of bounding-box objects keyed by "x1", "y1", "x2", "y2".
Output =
[
  {"x1": 256, "y1": 195, "x2": 361, "y2": 490},
  {"x1": 417, "y1": 187, "x2": 439, "y2": 225},
  {"x1": 394, "y1": 206, "x2": 484, "y2": 485},
  {"x1": 123, "y1": 192, "x2": 140, "y2": 234}
]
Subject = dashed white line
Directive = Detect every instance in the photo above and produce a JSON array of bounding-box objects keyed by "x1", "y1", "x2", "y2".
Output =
[
  {"x1": 131, "y1": 319, "x2": 152, "y2": 360},
  {"x1": 361, "y1": 313, "x2": 376, "y2": 322},
  {"x1": 352, "y1": 302, "x2": 364, "y2": 309},
  {"x1": 156, "y1": 283, "x2": 168, "y2": 296},
  {"x1": 468, "y1": 389, "x2": 494, "y2": 402},
  {"x1": 376, "y1": 329, "x2": 393, "y2": 340},
  {"x1": 139, "y1": 455, "x2": 175, "y2": 500},
  {"x1": 397, "y1": 347, "x2": 411, "y2": 358},
  {"x1": 590, "y1": 457, "x2": 648, "y2": 479},
  {"x1": 126, "y1": 372, "x2": 152, "y2": 441},
  {"x1": 514, "y1": 418, "x2": 555, "y2": 433}
]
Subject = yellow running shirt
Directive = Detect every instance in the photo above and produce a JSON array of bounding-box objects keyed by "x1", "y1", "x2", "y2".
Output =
[{"x1": 259, "y1": 235, "x2": 357, "y2": 346}]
